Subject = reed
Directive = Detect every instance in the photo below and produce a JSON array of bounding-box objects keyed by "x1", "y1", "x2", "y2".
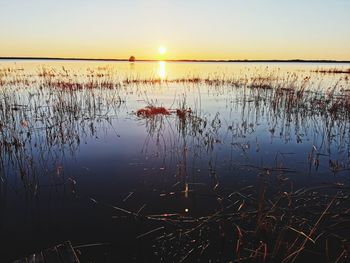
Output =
[{"x1": 1, "y1": 64, "x2": 350, "y2": 262}]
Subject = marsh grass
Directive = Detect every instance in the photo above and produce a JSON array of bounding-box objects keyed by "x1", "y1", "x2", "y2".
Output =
[
  {"x1": 1, "y1": 65, "x2": 350, "y2": 262},
  {"x1": 313, "y1": 67, "x2": 350, "y2": 75}
]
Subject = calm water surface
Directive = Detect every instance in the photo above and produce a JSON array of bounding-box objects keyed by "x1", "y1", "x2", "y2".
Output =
[{"x1": 0, "y1": 60, "x2": 350, "y2": 262}]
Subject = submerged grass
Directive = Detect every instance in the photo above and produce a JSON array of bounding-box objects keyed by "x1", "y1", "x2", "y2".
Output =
[
  {"x1": 1, "y1": 64, "x2": 350, "y2": 262},
  {"x1": 92, "y1": 180, "x2": 350, "y2": 262}
]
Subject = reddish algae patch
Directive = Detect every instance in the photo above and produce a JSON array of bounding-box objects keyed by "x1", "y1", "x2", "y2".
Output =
[{"x1": 136, "y1": 106, "x2": 171, "y2": 117}]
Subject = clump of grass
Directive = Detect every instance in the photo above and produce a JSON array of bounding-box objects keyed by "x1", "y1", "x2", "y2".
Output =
[
  {"x1": 137, "y1": 106, "x2": 171, "y2": 117},
  {"x1": 312, "y1": 68, "x2": 350, "y2": 74},
  {"x1": 176, "y1": 108, "x2": 192, "y2": 120},
  {"x1": 136, "y1": 106, "x2": 194, "y2": 119}
]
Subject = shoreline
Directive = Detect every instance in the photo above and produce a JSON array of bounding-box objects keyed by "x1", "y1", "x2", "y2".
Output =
[{"x1": 1, "y1": 57, "x2": 350, "y2": 64}]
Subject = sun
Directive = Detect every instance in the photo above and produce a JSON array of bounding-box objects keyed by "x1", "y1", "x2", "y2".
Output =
[{"x1": 158, "y1": 46, "x2": 166, "y2": 55}]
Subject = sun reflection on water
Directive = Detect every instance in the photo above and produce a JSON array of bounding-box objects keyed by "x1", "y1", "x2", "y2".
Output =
[{"x1": 158, "y1": 61, "x2": 166, "y2": 79}]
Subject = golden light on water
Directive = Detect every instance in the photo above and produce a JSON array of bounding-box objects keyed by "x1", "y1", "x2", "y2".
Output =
[{"x1": 158, "y1": 61, "x2": 166, "y2": 79}]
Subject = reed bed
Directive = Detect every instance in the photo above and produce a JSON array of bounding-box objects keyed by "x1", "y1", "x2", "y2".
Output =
[
  {"x1": 313, "y1": 68, "x2": 350, "y2": 75},
  {"x1": 1, "y1": 65, "x2": 350, "y2": 262}
]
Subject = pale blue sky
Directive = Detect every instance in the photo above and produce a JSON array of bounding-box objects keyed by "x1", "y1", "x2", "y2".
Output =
[{"x1": 1, "y1": 0, "x2": 349, "y2": 60}]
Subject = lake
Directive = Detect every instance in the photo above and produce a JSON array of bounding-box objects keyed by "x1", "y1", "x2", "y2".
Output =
[{"x1": 0, "y1": 60, "x2": 350, "y2": 262}]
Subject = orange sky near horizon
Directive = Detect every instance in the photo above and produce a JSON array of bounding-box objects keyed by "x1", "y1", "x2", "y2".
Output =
[
  {"x1": 1, "y1": 0, "x2": 350, "y2": 61},
  {"x1": 3, "y1": 40, "x2": 348, "y2": 61}
]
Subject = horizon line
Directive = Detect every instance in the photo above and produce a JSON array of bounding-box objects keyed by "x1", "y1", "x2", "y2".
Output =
[{"x1": 1, "y1": 56, "x2": 350, "y2": 64}]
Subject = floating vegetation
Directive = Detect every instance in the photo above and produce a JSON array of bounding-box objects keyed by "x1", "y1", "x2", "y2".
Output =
[
  {"x1": 96, "y1": 182, "x2": 350, "y2": 262},
  {"x1": 137, "y1": 106, "x2": 171, "y2": 117}
]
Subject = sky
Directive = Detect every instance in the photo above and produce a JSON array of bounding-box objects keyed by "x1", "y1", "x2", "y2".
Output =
[{"x1": 1, "y1": 0, "x2": 350, "y2": 60}]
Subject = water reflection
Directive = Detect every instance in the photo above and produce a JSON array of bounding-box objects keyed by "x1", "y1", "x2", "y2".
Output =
[
  {"x1": 158, "y1": 61, "x2": 166, "y2": 79},
  {"x1": 1, "y1": 61, "x2": 350, "y2": 262}
]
